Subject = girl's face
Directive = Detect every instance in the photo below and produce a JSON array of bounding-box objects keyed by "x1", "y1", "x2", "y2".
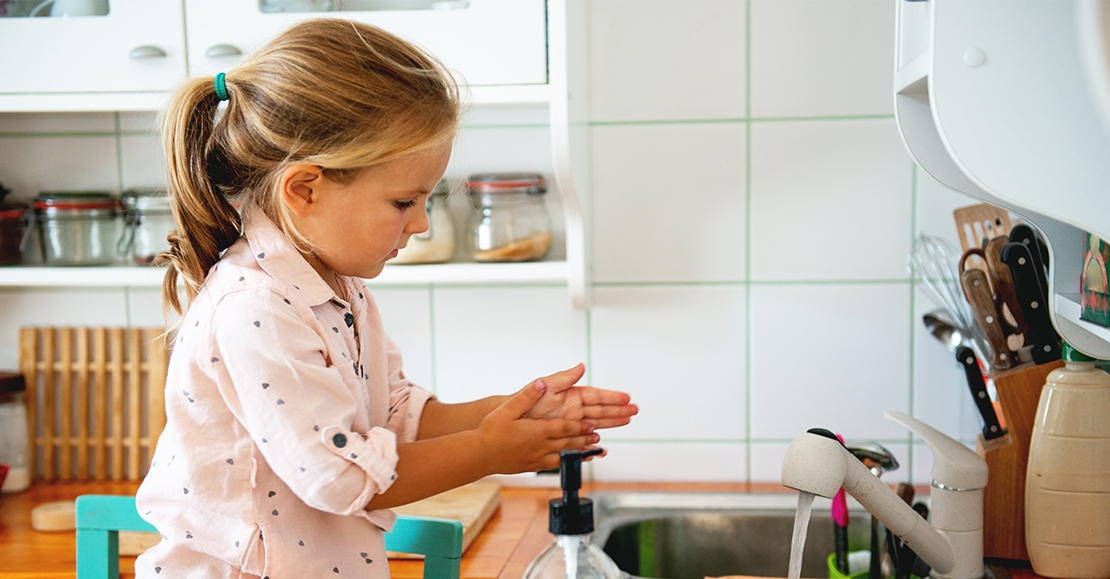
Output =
[{"x1": 283, "y1": 143, "x2": 452, "y2": 284}]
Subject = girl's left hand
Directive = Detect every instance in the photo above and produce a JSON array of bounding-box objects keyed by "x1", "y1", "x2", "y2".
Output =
[{"x1": 524, "y1": 363, "x2": 638, "y2": 429}]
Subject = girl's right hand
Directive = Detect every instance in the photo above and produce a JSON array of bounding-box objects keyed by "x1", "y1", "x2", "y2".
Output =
[{"x1": 476, "y1": 380, "x2": 599, "y2": 474}]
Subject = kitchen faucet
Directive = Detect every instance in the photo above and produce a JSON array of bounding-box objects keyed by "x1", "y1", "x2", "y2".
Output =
[{"x1": 782, "y1": 411, "x2": 988, "y2": 579}]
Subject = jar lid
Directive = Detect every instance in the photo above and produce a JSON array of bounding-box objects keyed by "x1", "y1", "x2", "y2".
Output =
[
  {"x1": 122, "y1": 189, "x2": 171, "y2": 212},
  {"x1": 466, "y1": 173, "x2": 547, "y2": 195},
  {"x1": 34, "y1": 191, "x2": 121, "y2": 212},
  {"x1": 0, "y1": 371, "x2": 26, "y2": 394},
  {"x1": 0, "y1": 202, "x2": 28, "y2": 220}
]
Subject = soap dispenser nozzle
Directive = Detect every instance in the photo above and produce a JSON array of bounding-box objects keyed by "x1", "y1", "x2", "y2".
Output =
[{"x1": 550, "y1": 448, "x2": 603, "y2": 536}]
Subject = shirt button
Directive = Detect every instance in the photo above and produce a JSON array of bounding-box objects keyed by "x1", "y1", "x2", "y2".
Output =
[
  {"x1": 332, "y1": 433, "x2": 347, "y2": 448},
  {"x1": 344, "y1": 313, "x2": 354, "y2": 327}
]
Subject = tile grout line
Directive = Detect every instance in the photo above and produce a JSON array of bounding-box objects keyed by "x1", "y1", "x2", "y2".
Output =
[
  {"x1": 586, "y1": 114, "x2": 895, "y2": 128},
  {"x1": 744, "y1": 0, "x2": 753, "y2": 485},
  {"x1": 428, "y1": 285, "x2": 438, "y2": 397}
]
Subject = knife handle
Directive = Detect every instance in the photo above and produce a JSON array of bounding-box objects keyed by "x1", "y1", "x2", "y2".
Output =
[
  {"x1": 1009, "y1": 224, "x2": 1049, "y2": 298},
  {"x1": 1001, "y1": 241, "x2": 1060, "y2": 364},
  {"x1": 956, "y1": 346, "x2": 1004, "y2": 439},
  {"x1": 961, "y1": 268, "x2": 1014, "y2": 370},
  {"x1": 985, "y1": 235, "x2": 1030, "y2": 339}
]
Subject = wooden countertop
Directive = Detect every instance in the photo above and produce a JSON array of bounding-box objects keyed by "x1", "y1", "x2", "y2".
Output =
[{"x1": 0, "y1": 480, "x2": 1037, "y2": 579}]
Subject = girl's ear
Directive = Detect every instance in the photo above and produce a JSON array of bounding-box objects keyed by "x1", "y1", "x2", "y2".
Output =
[{"x1": 279, "y1": 164, "x2": 326, "y2": 218}]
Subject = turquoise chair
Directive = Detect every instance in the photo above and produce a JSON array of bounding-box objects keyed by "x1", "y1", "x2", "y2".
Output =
[{"x1": 75, "y1": 495, "x2": 463, "y2": 579}]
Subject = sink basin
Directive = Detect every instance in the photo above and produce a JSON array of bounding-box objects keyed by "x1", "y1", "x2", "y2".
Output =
[{"x1": 592, "y1": 492, "x2": 872, "y2": 579}]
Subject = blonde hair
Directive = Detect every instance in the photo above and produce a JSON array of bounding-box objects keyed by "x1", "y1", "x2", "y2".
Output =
[{"x1": 156, "y1": 18, "x2": 459, "y2": 315}]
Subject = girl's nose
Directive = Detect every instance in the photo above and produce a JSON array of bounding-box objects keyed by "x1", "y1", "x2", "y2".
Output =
[{"x1": 407, "y1": 204, "x2": 430, "y2": 234}]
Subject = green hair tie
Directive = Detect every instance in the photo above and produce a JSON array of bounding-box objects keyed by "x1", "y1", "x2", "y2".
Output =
[{"x1": 214, "y1": 72, "x2": 229, "y2": 102}]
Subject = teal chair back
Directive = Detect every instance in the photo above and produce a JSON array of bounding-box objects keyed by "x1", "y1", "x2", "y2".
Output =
[{"x1": 75, "y1": 495, "x2": 463, "y2": 579}]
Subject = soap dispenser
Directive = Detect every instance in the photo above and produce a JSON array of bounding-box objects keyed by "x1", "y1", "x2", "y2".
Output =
[
  {"x1": 522, "y1": 449, "x2": 623, "y2": 579},
  {"x1": 1026, "y1": 342, "x2": 1110, "y2": 578}
]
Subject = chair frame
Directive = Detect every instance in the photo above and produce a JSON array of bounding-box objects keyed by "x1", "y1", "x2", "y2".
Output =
[{"x1": 75, "y1": 495, "x2": 463, "y2": 579}]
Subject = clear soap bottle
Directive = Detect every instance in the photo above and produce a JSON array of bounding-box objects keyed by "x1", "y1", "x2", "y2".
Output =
[
  {"x1": 522, "y1": 449, "x2": 623, "y2": 579},
  {"x1": 1026, "y1": 341, "x2": 1110, "y2": 578}
]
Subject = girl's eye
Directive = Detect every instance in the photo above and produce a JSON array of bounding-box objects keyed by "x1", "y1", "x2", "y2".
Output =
[{"x1": 394, "y1": 199, "x2": 418, "y2": 210}]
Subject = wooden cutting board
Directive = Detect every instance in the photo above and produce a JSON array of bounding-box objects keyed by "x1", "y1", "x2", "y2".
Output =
[{"x1": 388, "y1": 480, "x2": 502, "y2": 559}]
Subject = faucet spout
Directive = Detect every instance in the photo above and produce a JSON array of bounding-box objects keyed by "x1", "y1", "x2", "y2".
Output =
[{"x1": 781, "y1": 414, "x2": 988, "y2": 579}]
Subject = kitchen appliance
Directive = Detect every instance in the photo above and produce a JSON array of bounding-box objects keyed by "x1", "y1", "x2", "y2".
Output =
[
  {"x1": 466, "y1": 173, "x2": 552, "y2": 262},
  {"x1": 33, "y1": 191, "x2": 122, "y2": 266},
  {"x1": 118, "y1": 188, "x2": 173, "y2": 266}
]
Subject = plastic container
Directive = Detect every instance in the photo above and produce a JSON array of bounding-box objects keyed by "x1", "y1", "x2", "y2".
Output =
[
  {"x1": 393, "y1": 179, "x2": 455, "y2": 264},
  {"x1": 0, "y1": 202, "x2": 32, "y2": 265},
  {"x1": 522, "y1": 449, "x2": 622, "y2": 579},
  {"x1": 1026, "y1": 342, "x2": 1110, "y2": 578},
  {"x1": 466, "y1": 173, "x2": 552, "y2": 262},
  {"x1": 0, "y1": 372, "x2": 30, "y2": 493},
  {"x1": 118, "y1": 188, "x2": 173, "y2": 266},
  {"x1": 34, "y1": 191, "x2": 122, "y2": 266}
]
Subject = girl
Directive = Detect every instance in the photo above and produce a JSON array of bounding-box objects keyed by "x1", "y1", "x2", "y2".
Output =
[{"x1": 135, "y1": 18, "x2": 637, "y2": 579}]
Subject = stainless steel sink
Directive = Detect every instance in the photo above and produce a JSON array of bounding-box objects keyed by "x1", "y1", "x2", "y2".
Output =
[{"x1": 592, "y1": 492, "x2": 872, "y2": 579}]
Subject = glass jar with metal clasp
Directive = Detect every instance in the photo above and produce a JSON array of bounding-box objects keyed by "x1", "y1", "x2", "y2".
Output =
[
  {"x1": 118, "y1": 188, "x2": 174, "y2": 266},
  {"x1": 392, "y1": 179, "x2": 456, "y2": 264},
  {"x1": 466, "y1": 173, "x2": 552, "y2": 262},
  {"x1": 34, "y1": 191, "x2": 122, "y2": 266}
]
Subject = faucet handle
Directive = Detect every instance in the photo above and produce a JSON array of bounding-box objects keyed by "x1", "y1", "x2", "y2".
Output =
[{"x1": 884, "y1": 411, "x2": 987, "y2": 490}]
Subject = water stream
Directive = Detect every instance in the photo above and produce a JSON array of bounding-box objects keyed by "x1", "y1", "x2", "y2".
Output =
[
  {"x1": 788, "y1": 491, "x2": 817, "y2": 579},
  {"x1": 558, "y1": 534, "x2": 582, "y2": 579}
]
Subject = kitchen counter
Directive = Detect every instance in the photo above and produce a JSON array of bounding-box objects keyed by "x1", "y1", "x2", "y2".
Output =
[{"x1": 0, "y1": 480, "x2": 1041, "y2": 579}]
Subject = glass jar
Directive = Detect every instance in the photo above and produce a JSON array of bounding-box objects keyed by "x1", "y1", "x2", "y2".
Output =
[
  {"x1": 0, "y1": 371, "x2": 30, "y2": 493},
  {"x1": 119, "y1": 188, "x2": 174, "y2": 266},
  {"x1": 34, "y1": 191, "x2": 122, "y2": 266},
  {"x1": 466, "y1": 173, "x2": 552, "y2": 262},
  {"x1": 393, "y1": 179, "x2": 455, "y2": 264},
  {"x1": 0, "y1": 202, "x2": 31, "y2": 265}
]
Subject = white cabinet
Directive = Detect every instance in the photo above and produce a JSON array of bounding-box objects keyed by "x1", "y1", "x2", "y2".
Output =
[
  {"x1": 0, "y1": 1, "x2": 592, "y2": 308},
  {"x1": 185, "y1": 0, "x2": 547, "y2": 88},
  {"x1": 0, "y1": 0, "x2": 186, "y2": 110},
  {"x1": 893, "y1": 0, "x2": 1110, "y2": 357}
]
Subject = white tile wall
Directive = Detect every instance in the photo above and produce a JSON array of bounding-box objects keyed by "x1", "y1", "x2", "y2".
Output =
[
  {"x1": 589, "y1": 0, "x2": 746, "y2": 123},
  {"x1": 591, "y1": 122, "x2": 747, "y2": 283},
  {"x1": 748, "y1": 118, "x2": 914, "y2": 282},
  {"x1": 590, "y1": 285, "x2": 747, "y2": 441},
  {"x1": 0, "y1": 2, "x2": 982, "y2": 484},
  {"x1": 750, "y1": 0, "x2": 896, "y2": 118}
]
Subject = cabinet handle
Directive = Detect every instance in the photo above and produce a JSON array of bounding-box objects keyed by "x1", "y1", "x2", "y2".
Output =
[
  {"x1": 205, "y1": 44, "x2": 243, "y2": 58},
  {"x1": 129, "y1": 46, "x2": 167, "y2": 59}
]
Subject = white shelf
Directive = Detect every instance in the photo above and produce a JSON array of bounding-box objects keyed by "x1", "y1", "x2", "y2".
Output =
[
  {"x1": 1054, "y1": 292, "x2": 1110, "y2": 349},
  {"x1": 894, "y1": 51, "x2": 930, "y2": 95},
  {"x1": 0, "y1": 261, "x2": 569, "y2": 288}
]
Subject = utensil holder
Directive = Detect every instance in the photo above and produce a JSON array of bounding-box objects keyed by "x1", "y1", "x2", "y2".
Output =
[{"x1": 980, "y1": 359, "x2": 1064, "y2": 562}]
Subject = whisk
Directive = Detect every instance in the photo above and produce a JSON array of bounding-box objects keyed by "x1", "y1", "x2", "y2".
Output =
[{"x1": 910, "y1": 234, "x2": 992, "y2": 363}]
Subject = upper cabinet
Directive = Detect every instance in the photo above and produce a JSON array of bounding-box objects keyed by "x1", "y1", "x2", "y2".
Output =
[
  {"x1": 893, "y1": 0, "x2": 1110, "y2": 357},
  {"x1": 185, "y1": 0, "x2": 547, "y2": 87},
  {"x1": 0, "y1": 0, "x2": 187, "y2": 110}
]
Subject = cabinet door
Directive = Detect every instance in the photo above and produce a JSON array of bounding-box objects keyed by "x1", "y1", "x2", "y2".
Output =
[
  {"x1": 185, "y1": 0, "x2": 547, "y2": 87},
  {"x1": 0, "y1": 0, "x2": 186, "y2": 94}
]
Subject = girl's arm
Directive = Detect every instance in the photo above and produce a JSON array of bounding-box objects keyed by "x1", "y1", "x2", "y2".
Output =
[{"x1": 365, "y1": 380, "x2": 596, "y2": 510}]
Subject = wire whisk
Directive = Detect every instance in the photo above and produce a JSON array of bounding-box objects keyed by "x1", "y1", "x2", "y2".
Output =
[{"x1": 910, "y1": 234, "x2": 992, "y2": 362}]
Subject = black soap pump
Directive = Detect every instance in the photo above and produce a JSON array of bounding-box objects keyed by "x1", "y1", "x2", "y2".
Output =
[{"x1": 522, "y1": 449, "x2": 622, "y2": 579}]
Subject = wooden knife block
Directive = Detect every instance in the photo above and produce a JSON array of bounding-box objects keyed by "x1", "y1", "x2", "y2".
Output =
[{"x1": 980, "y1": 359, "x2": 1063, "y2": 562}]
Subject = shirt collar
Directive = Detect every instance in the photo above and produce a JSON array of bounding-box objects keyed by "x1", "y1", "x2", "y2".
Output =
[{"x1": 242, "y1": 205, "x2": 337, "y2": 307}]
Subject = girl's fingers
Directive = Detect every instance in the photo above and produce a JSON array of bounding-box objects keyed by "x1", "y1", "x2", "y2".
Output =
[
  {"x1": 537, "y1": 363, "x2": 586, "y2": 394},
  {"x1": 581, "y1": 403, "x2": 639, "y2": 419},
  {"x1": 584, "y1": 417, "x2": 633, "y2": 429}
]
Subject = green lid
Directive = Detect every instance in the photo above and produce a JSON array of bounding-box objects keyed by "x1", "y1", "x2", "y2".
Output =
[{"x1": 1062, "y1": 341, "x2": 1098, "y2": 363}]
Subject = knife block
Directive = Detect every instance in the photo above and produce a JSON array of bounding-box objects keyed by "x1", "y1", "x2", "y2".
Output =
[{"x1": 979, "y1": 359, "x2": 1063, "y2": 562}]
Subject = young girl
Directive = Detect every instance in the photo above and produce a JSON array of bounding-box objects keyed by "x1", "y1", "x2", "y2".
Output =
[{"x1": 135, "y1": 19, "x2": 637, "y2": 579}]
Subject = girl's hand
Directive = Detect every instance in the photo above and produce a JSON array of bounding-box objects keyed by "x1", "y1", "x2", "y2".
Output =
[
  {"x1": 525, "y1": 363, "x2": 639, "y2": 429},
  {"x1": 477, "y1": 380, "x2": 599, "y2": 473}
]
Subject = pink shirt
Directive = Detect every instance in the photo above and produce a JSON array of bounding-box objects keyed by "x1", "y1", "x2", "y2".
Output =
[{"x1": 136, "y1": 207, "x2": 434, "y2": 579}]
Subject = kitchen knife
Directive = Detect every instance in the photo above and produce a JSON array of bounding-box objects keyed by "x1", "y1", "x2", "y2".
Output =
[
  {"x1": 1001, "y1": 241, "x2": 1061, "y2": 364},
  {"x1": 1009, "y1": 224, "x2": 1049, "y2": 299},
  {"x1": 984, "y1": 235, "x2": 1029, "y2": 346},
  {"x1": 956, "y1": 345, "x2": 1007, "y2": 442},
  {"x1": 960, "y1": 266, "x2": 1014, "y2": 371}
]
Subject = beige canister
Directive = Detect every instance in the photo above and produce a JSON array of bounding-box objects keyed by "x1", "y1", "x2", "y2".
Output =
[{"x1": 1025, "y1": 342, "x2": 1110, "y2": 578}]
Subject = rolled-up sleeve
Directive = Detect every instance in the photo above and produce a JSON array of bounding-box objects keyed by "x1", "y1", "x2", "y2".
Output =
[
  {"x1": 209, "y1": 287, "x2": 399, "y2": 516},
  {"x1": 384, "y1": 337, "x2": 434, "y2": 443}
]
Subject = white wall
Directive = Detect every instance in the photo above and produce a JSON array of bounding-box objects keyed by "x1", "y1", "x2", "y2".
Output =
[{"x1": 0, "y1": 0, "x2": 985, "y2": 484}]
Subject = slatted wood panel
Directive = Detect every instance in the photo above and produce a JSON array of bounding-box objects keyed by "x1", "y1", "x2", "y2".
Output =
[{"x1": 19, "y1": 327, "x2": 169, "y2": 482}]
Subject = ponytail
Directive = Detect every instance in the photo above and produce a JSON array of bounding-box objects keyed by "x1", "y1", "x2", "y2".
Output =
[{"x1": 154, "y1": 77, "x2": 243, "y2": 316}]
